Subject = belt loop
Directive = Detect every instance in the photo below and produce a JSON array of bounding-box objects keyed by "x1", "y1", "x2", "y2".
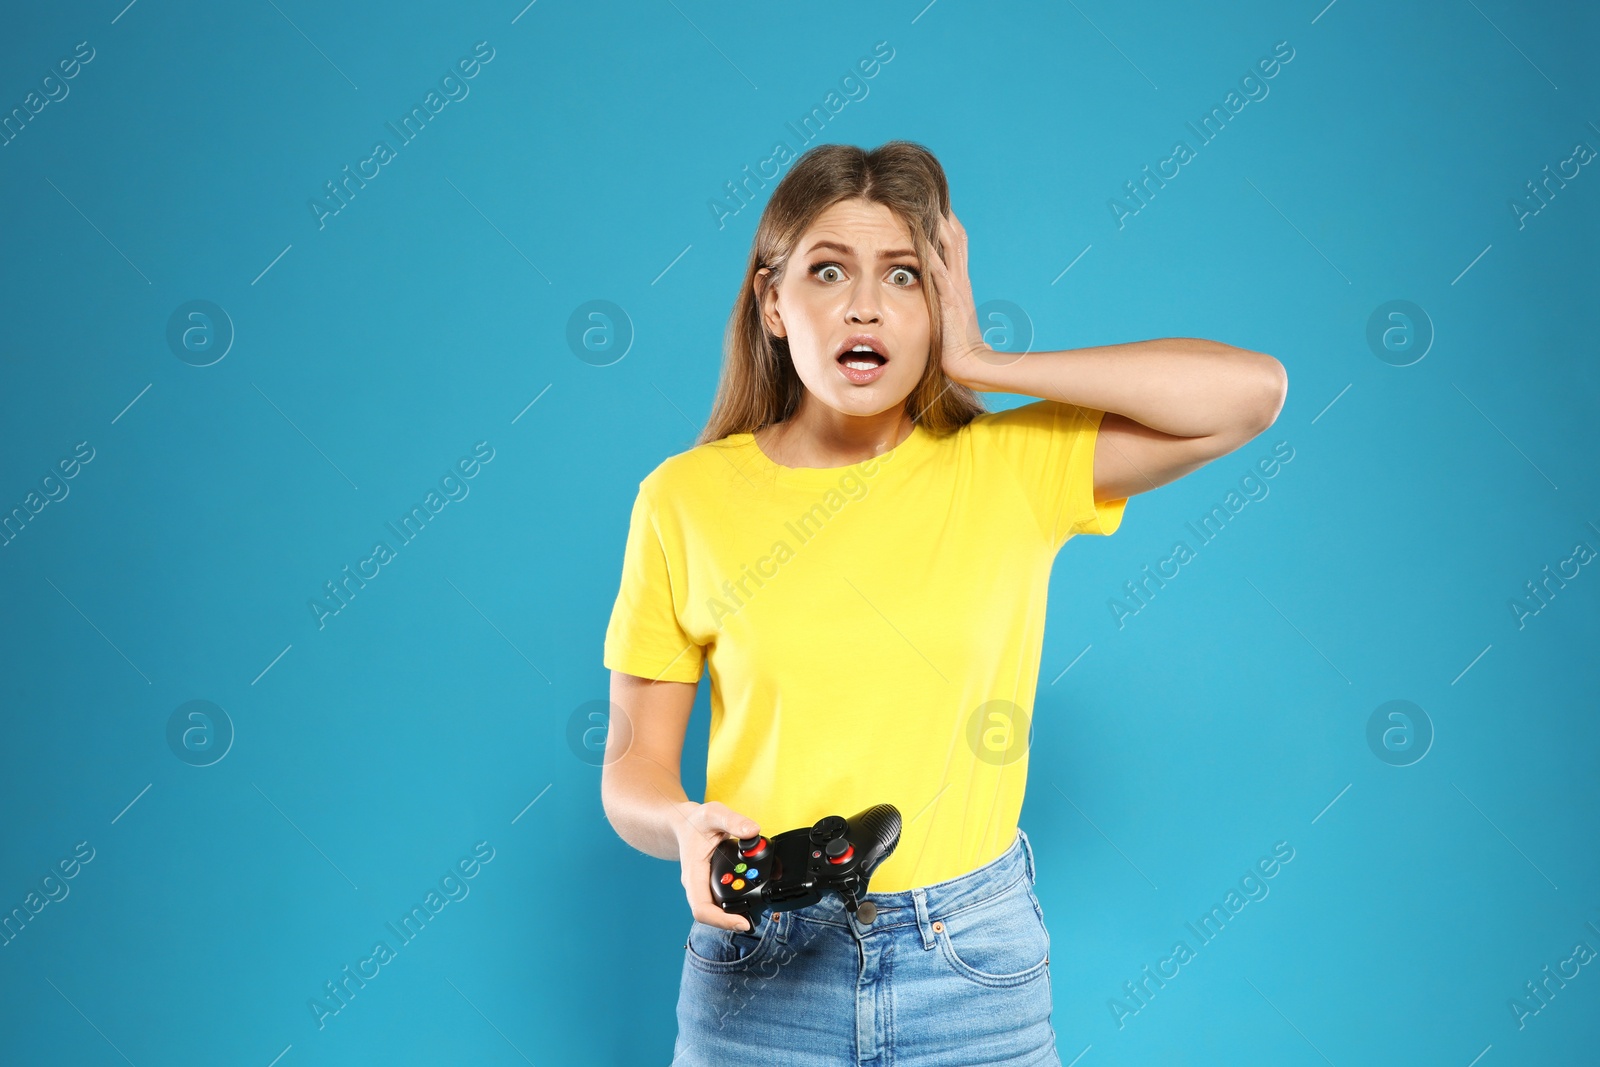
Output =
[
  {"x1": 911, "y1": 888, "x2": 935, "y2": 949},
  {"x1": 1018, "y1": 828, "x2": 1037, "y2": 885}
]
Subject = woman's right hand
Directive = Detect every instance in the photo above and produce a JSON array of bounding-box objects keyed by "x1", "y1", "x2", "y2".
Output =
[{"x1": 675, "y1": 800, "x2": 762, "y2": 932}]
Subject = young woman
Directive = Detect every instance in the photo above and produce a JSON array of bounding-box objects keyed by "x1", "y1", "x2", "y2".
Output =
[{"x1": 601, "y1": 141, "x2": 1286, "y2": 1064}]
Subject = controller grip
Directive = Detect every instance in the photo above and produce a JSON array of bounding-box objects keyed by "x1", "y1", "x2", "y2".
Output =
[
  {"x1": 729, "y1": 907, "x2": 756, "y2": 933},
  {"x1": 849, "y1": 804, "x2": 902, "y2": 870}
]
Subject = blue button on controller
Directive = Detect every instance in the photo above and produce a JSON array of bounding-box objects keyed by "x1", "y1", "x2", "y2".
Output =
[{"x1": 746, "y1": 868, "x2": 759, "y2": 879}]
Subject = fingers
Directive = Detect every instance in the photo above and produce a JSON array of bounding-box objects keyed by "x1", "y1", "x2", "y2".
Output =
[
  {"x1": 694, "y1": 903, "x2": 750, "y2": 931},
  {"x1": 939, "y1": 209, "x2": 966, "y2": 243},
  {"x1": 682, "y1": 802, "x2": 761, "y2": 930},
  {"x1": 936, "y1": 210, "x2": 968, "y2": 278},
  {"x1": 930, "y1": 225, "x2": 956, "y2": 283},
  {"x1": 687, "y1": 879, "x2": 746, "y2": 929},
  {"x1": 683, "y1": 850, "x2": 750, "y2": 930},
  {"x1": 691, "y1": 884, "x2": 754, "y2": 930},
  {"x1": 701, "y1": 802, "x2": 759, "y2": 840}
]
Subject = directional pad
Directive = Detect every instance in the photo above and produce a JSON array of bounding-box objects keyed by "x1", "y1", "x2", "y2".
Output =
[{"x1": 810, "y1": 815, "x2": 847, "y2": 841}]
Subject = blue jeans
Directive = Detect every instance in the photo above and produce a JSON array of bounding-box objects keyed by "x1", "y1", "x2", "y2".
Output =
[{"x1": 673, "y1": 828, "x2": 1061, "y2": 1066}]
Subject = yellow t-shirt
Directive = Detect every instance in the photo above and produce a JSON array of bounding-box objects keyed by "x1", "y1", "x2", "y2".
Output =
[{"x1": 603, "y1": 400, "x2": 1127, "y2": 892}]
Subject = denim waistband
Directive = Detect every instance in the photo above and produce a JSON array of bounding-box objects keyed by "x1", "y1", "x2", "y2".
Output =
[{"x1": 765, "y1": 827, "x2": 1036, "y2": 941}]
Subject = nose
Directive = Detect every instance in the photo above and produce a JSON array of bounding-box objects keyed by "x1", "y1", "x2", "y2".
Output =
[{"x1": 846, "y1": 282, "x2": 882, "y2": 325}]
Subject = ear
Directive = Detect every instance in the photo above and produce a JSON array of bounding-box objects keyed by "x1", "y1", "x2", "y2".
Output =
[{"x1": 755, "y1": 267, "x2": 787, "y2": 338}]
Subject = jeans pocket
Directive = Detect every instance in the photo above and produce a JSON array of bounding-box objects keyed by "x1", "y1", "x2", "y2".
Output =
[
  {"x1": 684, "y1": 913, "x2": 779, "y2": 974},
  {"x1": 934, "y1": 879, "x2": 1051, "y2": 988}
]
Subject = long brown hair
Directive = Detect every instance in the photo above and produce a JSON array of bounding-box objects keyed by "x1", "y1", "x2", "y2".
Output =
[{"x1": 697, "y1": 140, "x2": 987, "y2": 446}]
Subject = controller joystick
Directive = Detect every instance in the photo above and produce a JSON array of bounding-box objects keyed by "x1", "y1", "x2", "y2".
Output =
[{"x1": 709, "y1": 804, "x2": 901, "y2": 931}]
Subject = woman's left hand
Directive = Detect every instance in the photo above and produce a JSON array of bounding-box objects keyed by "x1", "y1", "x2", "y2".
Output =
[{"x1": 928, "y1": 208, "x2": 994, "y2": 389}]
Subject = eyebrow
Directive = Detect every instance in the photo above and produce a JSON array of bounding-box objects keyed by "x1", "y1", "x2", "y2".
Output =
[{"x1": 803, "y1": 239, "x2": 919, "y2": 261}]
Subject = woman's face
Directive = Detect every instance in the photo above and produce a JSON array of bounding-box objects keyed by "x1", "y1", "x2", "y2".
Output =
[{"x1": 758, "y1": 197, "x2": 932, "y2": 419}]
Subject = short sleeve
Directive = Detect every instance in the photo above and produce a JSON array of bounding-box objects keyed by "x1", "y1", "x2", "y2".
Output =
[
  {"x1": 979, "y1": 400, "x2": 1127, "y2": 550},
  {"x1": 602, "y1": 482, "x2": 705, "y2": 683}
]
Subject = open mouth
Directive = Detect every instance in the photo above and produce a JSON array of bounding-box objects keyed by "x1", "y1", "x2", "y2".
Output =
[{"x1": 836, "y1": 336, "x2": 889, "y2": 371}]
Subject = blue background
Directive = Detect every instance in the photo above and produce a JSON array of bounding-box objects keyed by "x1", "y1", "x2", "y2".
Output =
[{"x1": 2, "y1": 0, "x2": 1597, "y2": 1064}]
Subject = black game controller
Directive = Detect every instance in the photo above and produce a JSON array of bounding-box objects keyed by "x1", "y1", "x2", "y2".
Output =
[{"x1": 710, "y1": 804, "x2": 901, "y2": 931}]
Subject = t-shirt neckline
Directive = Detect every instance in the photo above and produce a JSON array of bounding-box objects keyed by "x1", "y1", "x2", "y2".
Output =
[{"x1": 734, "y1": 421, "x2": 931, "y2": 487}]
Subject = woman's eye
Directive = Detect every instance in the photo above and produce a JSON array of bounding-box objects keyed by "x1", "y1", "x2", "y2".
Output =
[{"x1": 808, "y1": 262, "x2": 920, "y2": 285}]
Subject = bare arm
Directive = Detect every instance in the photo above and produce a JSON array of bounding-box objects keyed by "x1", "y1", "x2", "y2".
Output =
[
  {"x1": 601, "y1": 669, "x2": 762, "y2": 930},
  {"x1": 959, "y1": 336, "x2": 1286, "y2": 439},
  {"x1": 601, "y1": 670, "x2": 701, "y2": 860},
  {"x1": 925, "y1": 210, "x2": 1287, "y2": 502},
  {"x1": 960, "y1": 338, "x2": 1287, "y2": 503}
]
